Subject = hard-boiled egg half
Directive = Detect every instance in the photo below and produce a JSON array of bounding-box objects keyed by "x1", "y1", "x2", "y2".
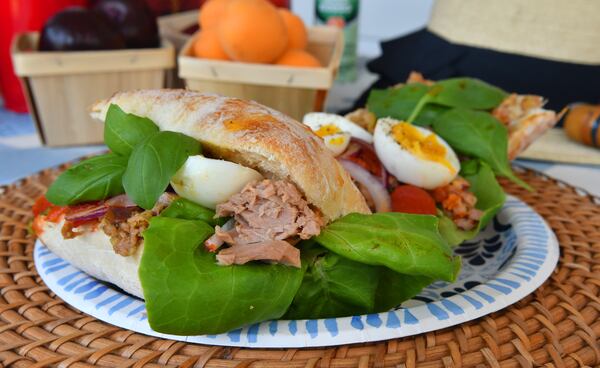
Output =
[
  {"x1": 171, "y1": 155, "x2": 263, "y2": 209},
  {"x1": 303, "y1": 112, "x2": 373, "y2": 156},
  {"x1": 374, "y1": 118, "x2": 460, "y2": 189}
]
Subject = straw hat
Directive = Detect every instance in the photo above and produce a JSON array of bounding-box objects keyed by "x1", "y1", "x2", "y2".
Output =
[{"x1": 427, "y1": 0, "x2": 600, "y2": 65}]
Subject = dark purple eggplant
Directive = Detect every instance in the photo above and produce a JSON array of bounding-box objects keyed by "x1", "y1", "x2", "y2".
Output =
[
  {"x1": 92, "y1": 0, "x2": 160, "y2": 49},
  {"x1": 39, "y1": 7, "x2": 126, "y2": 51}
]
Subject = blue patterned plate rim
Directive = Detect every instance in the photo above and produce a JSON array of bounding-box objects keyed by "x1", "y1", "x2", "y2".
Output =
[{"x1": 34, "y1": 195, "x2": 559, "y2": 348}]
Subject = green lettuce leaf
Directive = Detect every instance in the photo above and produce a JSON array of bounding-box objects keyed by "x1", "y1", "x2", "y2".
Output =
[
  {"x1": 284, "y1": 243, "x2": 433, "y2": 319},
  {"x1": 315, "y1": 213, "x2": 460, "y2": 282},
  {"x1": 139, "y1": 217, "x2": 305, "y2": 335},
  {"x1": 160, "y1": 197, "x2": 227, "y2": 227},
  {"x1": 438, "y1": 160, "x2": 506, "y2": 246},
  {"x1": 429, "y1": 78, "x2": 507, "y2": 110}
]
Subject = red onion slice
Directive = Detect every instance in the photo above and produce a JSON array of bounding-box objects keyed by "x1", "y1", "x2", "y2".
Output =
[
  {"x1": 339, "y1": 159, "x2": 392, "y2": 213},
  {"x1": 65, "y1": 205, "x2": 108, "y2": 222},
  {"x1": 340, "y1": 138, "x2": 388, "y2": 185},
  {"x1": 105, "y1": 194, "x2": 137, "y2": 207}
]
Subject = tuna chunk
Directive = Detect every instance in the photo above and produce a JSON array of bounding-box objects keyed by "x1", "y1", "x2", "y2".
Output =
[{"x1": 206, "y1": 179, "x2": 323, "y2": 267}]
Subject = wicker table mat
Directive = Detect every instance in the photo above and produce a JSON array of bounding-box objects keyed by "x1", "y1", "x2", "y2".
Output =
[{"x1": 0, "y1": 164, "x2": 599, "y2": 368}]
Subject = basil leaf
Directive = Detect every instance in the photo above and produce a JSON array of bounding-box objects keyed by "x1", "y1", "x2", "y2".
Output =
[
  {"x1": 438, "y1": 160, "x2": 506, "y2": 246},
  {"x1": 430, "y1": 78, "x2": 507, "y2": 110},
  {"x1": 285, "y1": 243, "x2": 433, "y2": 319},
  {"x1": 367, "y1": 85, "x2": 448, "y2": 127},
  {"x1": 432, "y1": 108, "x2": 532, "y2": 190},
  {"x1": 139, "y1": 217, "x2": 304, "y2": 335},
  {"x1": 46, "y1": 153, "x2": 127, "y2": 206},
  {"x1": 315, "y1": 213, "x2": 460, "y2": 282},
  {"x1": 104, "y1": 104, "x2": 159, "y2": 156},
  {"x1": 123, "y1": 131, "x2": 201, "y2": 210},
  {"x1": 160, "y1": 197, "x2": 227, "y2": 226}
]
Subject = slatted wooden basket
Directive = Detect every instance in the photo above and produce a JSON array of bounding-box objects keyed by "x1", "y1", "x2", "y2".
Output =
[
  {"x1": 178, "y1": 26, "x2": 343, "y2": 121},
  {"x1": 11, "y1": 33, "x2": 175, "y2": 147}
]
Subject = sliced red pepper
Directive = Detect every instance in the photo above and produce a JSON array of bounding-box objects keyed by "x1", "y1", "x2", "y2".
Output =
[
  {"x1": 32, "y1": 196, "x2": 53, "y2": 217},
  {"x1": 391, "y1": 185, "x2": 437, "y2": 215}
]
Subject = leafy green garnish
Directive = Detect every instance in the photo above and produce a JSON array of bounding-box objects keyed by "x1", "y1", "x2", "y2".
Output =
[
  {"x1": 367, "y1": 84, "x2": 448, "y2": 126},
  {"x1": 139, "y1": 217, "x2": 305, "y2": 335},
  {"x1": 46, "y1": 153, "x2": 127, "y2": 206},
  {"x1": 429, "y1": 78, "x2": 507, "y2": 109},
  {"x1": 315, "y1": 213, "x2": 460, "y2": 282},
  {"x1": 284, "y1": 243, "x2": 433, "y2": 319},
  {"x1": 432, "y1": 108, "x2": 532, "y2": 190},
  {"x1": 438, "y1": 160, "x2": 506, "y2": 246},
  {"x1": 123, "y1": 131, "x2": 201, "y2": 209},
  {"x1": 161, "y1": 197, "x2": 226, "y2": 227},
  {"x1": 104, "y1": 104, "x2": 159, "y2": 156}
]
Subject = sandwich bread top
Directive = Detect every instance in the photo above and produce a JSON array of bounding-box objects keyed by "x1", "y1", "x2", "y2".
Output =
[{"x1": 90, "y1": 89, "x2": 370, "y2": 221}]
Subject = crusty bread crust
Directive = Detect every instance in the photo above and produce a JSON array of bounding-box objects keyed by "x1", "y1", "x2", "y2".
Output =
[{"x1": 90, "y1": 89, "x2": 370, "y2": 220}]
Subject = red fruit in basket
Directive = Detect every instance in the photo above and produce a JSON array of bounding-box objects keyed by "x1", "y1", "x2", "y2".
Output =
[
  {"x1": 39, "y1": 7, "x2": 126, "y2": 51},
  {"x1": 278, "y1": 9, "x2": 307, "y2": 50},
  {"x1": 391, "y1": 185, "x2": 437, "y2": 215},
  {"x1": 193, "y1": 28, "x2": 229, "y2": 60},
  {"x1": 92, "y1": 0, "x2": 159, "y2": 48},
  {"x1": 275, "y1": 49, "x2": 320, "y2": 67},
  {"x1": 199, "y1": 0, "x2": 231, "y2": 30},
  {"x1": 218, "y1": 0, "x2": 288, "y2": 63}
]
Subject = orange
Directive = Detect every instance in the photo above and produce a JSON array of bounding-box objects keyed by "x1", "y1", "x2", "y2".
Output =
[
  {"x1": 193, "y1": 28, "x2": 229, "y2": 60},
  {"x1": 218, "y1": 0, "x2": 288, "y2": 63},
  {"x1": 275, "y1": 49, "x2": 321, "y2": 67},
  {"x1": 199, "y1": 0, "x2": 230, "y2": 30},
  {"x1": 278, "y1": 9, "x2": 308, "y2": 50}
]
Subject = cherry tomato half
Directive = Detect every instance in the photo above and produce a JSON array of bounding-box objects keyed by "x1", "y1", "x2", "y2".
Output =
[{"x1": 391, "y1": 185, "x2": 437, "y2": 215}]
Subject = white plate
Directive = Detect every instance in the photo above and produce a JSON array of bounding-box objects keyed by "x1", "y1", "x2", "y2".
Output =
[{"x1": 34, "y1": 195, "x2": 559, "y2": 347}]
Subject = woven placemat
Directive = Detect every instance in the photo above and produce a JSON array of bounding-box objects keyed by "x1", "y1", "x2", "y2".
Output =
[{"x1": 0, "y1": 164, "x2": 599, "y2": 368}]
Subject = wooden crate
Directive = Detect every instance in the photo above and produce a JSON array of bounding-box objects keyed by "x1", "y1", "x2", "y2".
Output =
[
  {"x1": 178, "y1": 26, "x2": 343, "y2": 121},
  {"x1": 11, "y1": 33, "x2": 175, "y2": 146}
]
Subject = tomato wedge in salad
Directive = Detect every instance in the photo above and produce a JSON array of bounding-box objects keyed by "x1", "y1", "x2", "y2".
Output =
[{"x1": 390, "y1": 185, "x2": 437, "y2": 215}]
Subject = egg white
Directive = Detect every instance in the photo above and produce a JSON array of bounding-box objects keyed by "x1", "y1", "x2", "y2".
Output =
[
  {"x1": 303, "y1": 112, "x2": 373, "y2": 143},
  {"x1": 322, "y1": 132, "x2": 351, "y2": 156},
  {"x1": 170, "y1": 155, "x2": 263, "y2": 209},
  {"x1": 374, "y1": 118, "x2": 460, "y2": 189}
]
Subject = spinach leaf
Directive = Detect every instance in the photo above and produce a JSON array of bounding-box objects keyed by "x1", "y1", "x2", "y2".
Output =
[
  {"x1": 284, "y1": 243, "x2": 433, "y2": 319},
  {"x1": 122, "y1": 131, "x2": 201, "y2": 209},
  {"x1": 367, "y1": 84, "x2": 448, "y2": 127},
  {"x1": 139, "y1": 217, "x2": 304, "y2": 335},
  {"x1": 284, "y1": 244, "x2": 381, "y2": 319},
  {"x1": 46, "y1": 153, "x2": 127, "y2": 206},
  {"x1": 104, "y1": 104, "x2": 159, "y2": 156},
  {"x1": 430, "y1": 78, "x2": 507, "y2": 110},
  {"x1": 438, "y1": 160, "x2": 506, "y2": 246},
  {"x1": 315, "y1": 213, "x2": 460, "y2": 282},
  {"x1": 160, "y1": 197, "x2": 227, "y2": 227},
  {"x1": 432, "y1": 108, "x2": 532, "y2": 190}
]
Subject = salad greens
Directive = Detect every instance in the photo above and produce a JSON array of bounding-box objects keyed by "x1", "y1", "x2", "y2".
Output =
[
  {"x1": 139, "y1": 217, "x2": 304, "y2": 335},
  {"x1": 429, "y1": 78, "x2": 507, "y2": 109},
  {"x1": 438, "y1": 160, "x2": 506, "y2": 246},
  {"x1": 104, "y1": 104, "x2": 158, "y2": 156},
  {"x1": 45, "y1": 153, "x2": 127, "y2": 205},
  {"x1": 160, "y1": 197, "x2": 226, "y2": 226},
  {"x1": 122, "y1": 131, "x2": 200, "y2": 209},
  {"x1": 432, "y1": 108, "x2": 531, "y2": 190},
  {"x1": 285, "y1": 242, "x2": 433, "y2": 319},
  {"x1": 316, "y1": 213, "x2": 460, "y2": 282}
]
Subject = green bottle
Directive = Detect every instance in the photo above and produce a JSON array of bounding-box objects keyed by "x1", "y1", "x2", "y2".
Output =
[{"x1": 315, "y1": 0, "x2": 359, "y2": 82}]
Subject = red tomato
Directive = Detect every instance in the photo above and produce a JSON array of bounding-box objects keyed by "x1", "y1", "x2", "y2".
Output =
[
  {"x1": 46, "y1": 206, "x2": 67, "y2": 223},
  {"x1": 391, "y1": 185, "x2": 437, "y2": 215},
  {"x1": 32, "y1": 195, "x2": 53, "y2": 217}
]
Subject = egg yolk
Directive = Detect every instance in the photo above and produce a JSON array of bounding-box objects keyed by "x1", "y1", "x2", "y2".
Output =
[
  {"x1": 391, "y1": 122, "x2": 456, "y2": 173},
  {"x1": 315, "y1": 124, "x2": 341, "y2": 137},
  {"x1": 328, "y1": 135, "x2": 346, "y2": 146}
]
